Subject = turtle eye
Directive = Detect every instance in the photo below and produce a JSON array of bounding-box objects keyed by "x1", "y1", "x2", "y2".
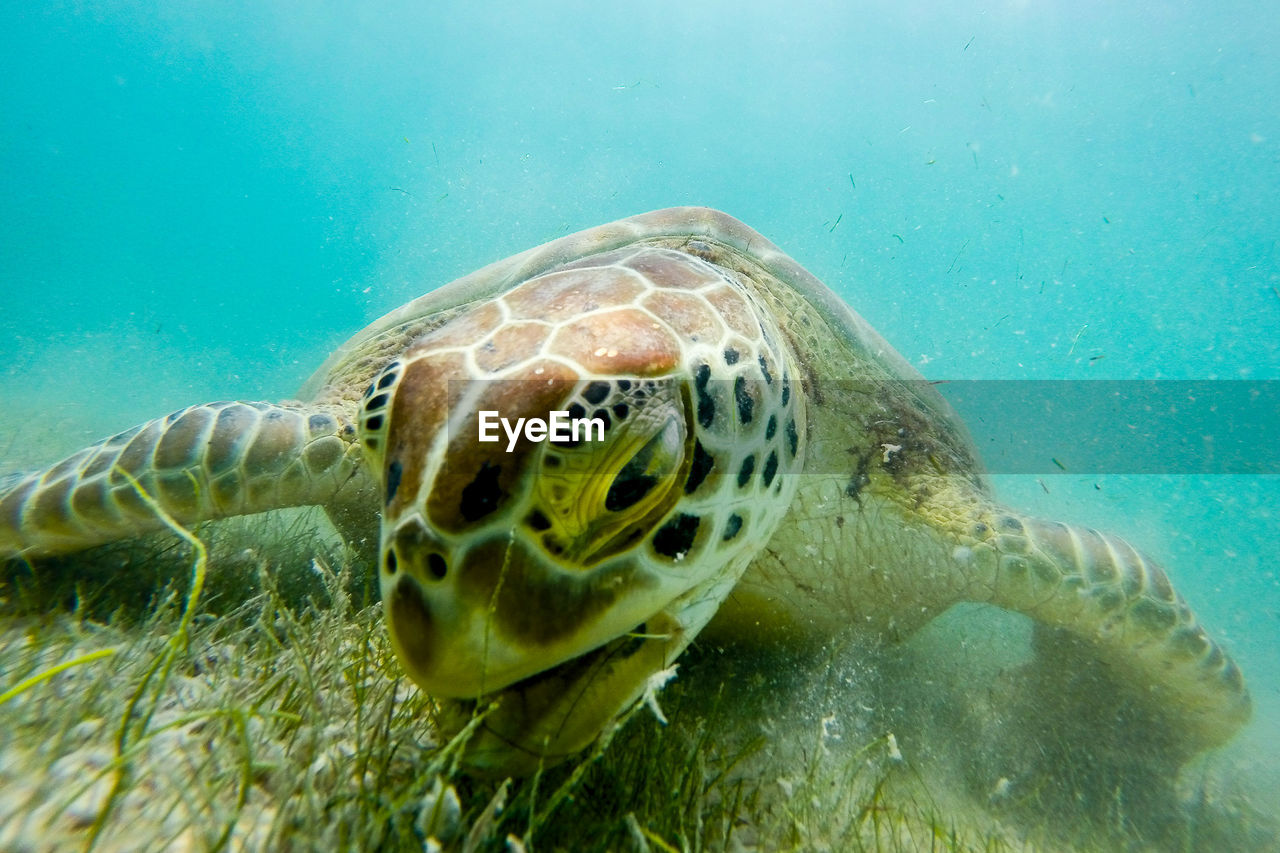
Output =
[
  {"x1": 604, "y1": 415, "x2": 684, "y2": 513},
  {"x1": 531, "y1": 380, "x2": 692, "y2": 565}
]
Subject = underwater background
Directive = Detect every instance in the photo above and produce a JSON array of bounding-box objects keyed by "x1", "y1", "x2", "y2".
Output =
[{"x1": 2, "y1": 0, "x2": 1277, "y2": 831}]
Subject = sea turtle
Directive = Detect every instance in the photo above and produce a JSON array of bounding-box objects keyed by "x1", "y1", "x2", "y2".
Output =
[{"x1": 0, "y1": 207, "x2": 1249, "y2": 775}]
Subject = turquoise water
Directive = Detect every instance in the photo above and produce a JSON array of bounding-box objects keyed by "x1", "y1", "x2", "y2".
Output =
[{"x1": 3, "y1": 0, "x2": 1277, "y2": 825}]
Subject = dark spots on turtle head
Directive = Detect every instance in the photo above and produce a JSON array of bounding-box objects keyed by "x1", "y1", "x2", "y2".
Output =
[
  {"x1": 785, "y1": 419, "x2": 799, "y2": 457},
  {"x1": 762, "y1": 450, "x2": 778, "y2": 488},
  {"x1": 998, "y1": 515, "x2": 1024, "y2": 534},
  {"x1": 758, "y1": 354, "x2": 773, "y2": 385},
  {"x1": 694, "y1": 363, "x2": 716, "y2": 429},
  {"x1": 583, "y1": 381, "x2": 611, "y2": 405},
  {"x1": 612, "y1": 402, "x2": 630, "y2": 420},
  {"x1": 765, "y1": 414, "x2": 777, "y2": 441},
  {"x1": 722, "y1": 513, "x2": 743, "y2": 541},
  {"x1": 366, "y1": 393, "x2": 389, "y2": 412},
  {"x1": 695, "y1": 362, "x2": 712, "y2": 391},
  {"x1": 684, "y1": 440, "x2": 715, "y2": 494},
  {"x1": 555, "y1": 402, "x2": 588, "y2": 447},
  {"x1": 426, "y1": 552, "x2": 448, "y2": 581},
  {"x1": 617, "y1": 379, "x2": 632, "y2": 391},
  {"x1": 781, "y1": 375, "x2": 791, "y2": 407},
  {"x1": 459, "y1": 461, "x2": 503, "y2": 522},
  {"x1": 653, "y1": 513, "x2": 700, "y2": 559},
  {"x1": 593, "y1": 408, "x2": 612, "y2": 431},
  {"x1": 734, "y1": 376, "x2": 754, "y2": 424},
  {"x1": 365, "y1": 414, "x2": 384, "y2": 432},
  {"x1": 385, "y1": 458, "x2": 403, "y2": 505},
  {"x1": 363, "y1": 383, "x2": 375, "y2": 398},
  {"x1": 384, "y1": 549, "x2": 397, "y2": 575},
  {"x1": 697, "y1": 396, "x2": 716, "y2": 429},
  {"x1": 723, "y1": 347, "x2": 740, "y2": 365},
  {"x1": 377, "y1": 370, "x2": 398, "y2": 390},
  {"x1": 737, "y1": 454, "x2": 755, "y2": 488},
  {"x1": 526, "y1": 509, "x2": 551, "y2": 531}
]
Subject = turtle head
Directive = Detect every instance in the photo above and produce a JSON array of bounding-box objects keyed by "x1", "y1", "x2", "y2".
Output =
[
  {"x1": 361, "y1": 358, "x2": 700, "y2": 694},
  {"x1": 355, "y1": 250, "x2": 805, "y2": 769},
  {"x1": 358, "y1": 320, "x2": 711, "y2": 766}
]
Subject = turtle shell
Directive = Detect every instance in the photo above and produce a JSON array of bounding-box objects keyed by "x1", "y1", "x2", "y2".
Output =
[{"x1": 301, "y1": 208, "x2": 976, "y2": 474}]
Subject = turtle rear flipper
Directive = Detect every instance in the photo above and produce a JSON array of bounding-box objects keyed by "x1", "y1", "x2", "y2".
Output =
[{"x1": 0, "y1": 401, "x2": 368, "y2": 559}]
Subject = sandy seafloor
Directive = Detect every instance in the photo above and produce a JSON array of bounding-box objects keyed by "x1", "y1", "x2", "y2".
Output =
[{"x1": 1, "y1": 0, "x2": 1277, "y2": 848}]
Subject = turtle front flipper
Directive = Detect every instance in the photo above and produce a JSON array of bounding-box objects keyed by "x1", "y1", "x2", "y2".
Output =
[
  {"x1": 0, "y1": 402, "x2": 368, "y2": 559},
  {"x1": 735, "y1": 469, "x2": 1250, "y2": 760},
  {"x1": 951, "y1": 503, "x2": 1251, "y2": 754}
]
